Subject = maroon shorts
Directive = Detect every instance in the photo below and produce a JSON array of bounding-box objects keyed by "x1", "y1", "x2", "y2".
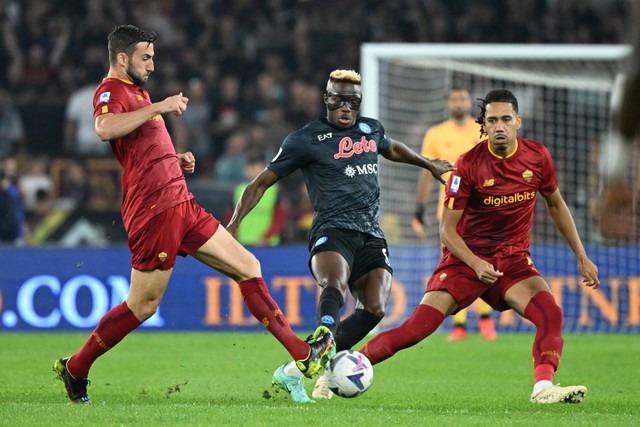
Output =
[
  {"x1": 128, "y1": 199, "x2": 220, "y2": 271},
  {"x1": 426, "y1": 250, "x2": 541, "y2": 312}
]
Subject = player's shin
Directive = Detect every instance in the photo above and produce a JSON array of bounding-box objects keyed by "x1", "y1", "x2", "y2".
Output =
[
  {"x1": 523, "y1": 291, "x2": 564, "y2": 383},
  {"x1": 316, "y1": 286, "x2": 344, "y2": 336},
  {"x1": 334, "y1": 308, "x2": 383, "y2": 351},
  {"x1": 239, "y1": 277, "x2": 309, "y2": 361},
  {"x1": 360, "y1": 304, "x2": 444, "y2": 364},
  {"x1": 67, "y1": 301, "x2": 141, "y2": 377}
]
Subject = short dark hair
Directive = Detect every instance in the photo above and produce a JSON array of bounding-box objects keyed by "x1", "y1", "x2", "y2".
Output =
[
  {"x1": 107, "y1": 25, "x2": 157, "y2": 65},
  {"x1": 449, "y1": 86, "x2": 469, "y2": 94},
  {"x1": 475, "y1": 89, "x2": 519, "y2": 137}
]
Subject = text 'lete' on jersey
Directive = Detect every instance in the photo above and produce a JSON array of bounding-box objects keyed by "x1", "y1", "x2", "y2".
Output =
[{"x1": 268, "y1": 117, "x2": 391, "y2": 239}]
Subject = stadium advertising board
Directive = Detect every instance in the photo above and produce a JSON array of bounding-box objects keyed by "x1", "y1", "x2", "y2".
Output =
[{"x1": 0, "y1": 246, "x2": 638, "y2": 332}]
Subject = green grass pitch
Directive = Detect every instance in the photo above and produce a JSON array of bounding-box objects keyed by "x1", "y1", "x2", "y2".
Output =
[{"x1": 0, "y1": 331, "x2": 638, "y2": 426}]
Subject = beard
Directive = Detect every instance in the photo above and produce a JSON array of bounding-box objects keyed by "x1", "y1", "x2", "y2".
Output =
[
  {"x1": 451, "y1": 110, "x2": 469, "y2": 121},
  {"x1": 126, "y1": 64, "x2": 149, "y2": 86}
]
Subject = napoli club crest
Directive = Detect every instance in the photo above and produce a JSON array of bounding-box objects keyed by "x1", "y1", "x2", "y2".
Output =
[{"x1": 358, "y1": 122, "x2": 372, "y2": 134}]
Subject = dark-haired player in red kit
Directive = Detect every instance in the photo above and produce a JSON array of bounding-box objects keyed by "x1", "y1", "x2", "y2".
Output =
[
  {"x1": 52, "y1": 24, "x2": 333, "y2": 404},
  {"x1": 360, "y1": 89, "x2": 600, "y2": 404}
]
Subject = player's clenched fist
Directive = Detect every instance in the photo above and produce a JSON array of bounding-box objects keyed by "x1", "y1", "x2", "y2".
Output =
[
  {"x1": 160, "y1": 92, "x2": 189, "y2": 116},
  {"x1": 177, "y1": 152, "x2": 195, "y2": 174}
]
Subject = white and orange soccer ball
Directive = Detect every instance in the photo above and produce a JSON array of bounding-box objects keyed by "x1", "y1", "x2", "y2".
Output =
[{"x1": 324, "y1": 350, "x2": 373, "y2": 398}]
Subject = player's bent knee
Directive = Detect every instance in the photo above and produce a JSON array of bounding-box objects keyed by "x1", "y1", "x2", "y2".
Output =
[
  {"x1": 235, "y1": 252, "x2": 262, "y2": 281},
  {"x1": 536, "y1": 291, "x2": 563, "y2": 324},
  {"x1": 364, "y1": 304, "x2": 385, "y2": 319},
  {"x1": 318, "y1": 278, "x2": 348, "y2": 294},
  {"x1": 546, "y1": 301, "x2": 563, "y2": 325},
  {"x1": 127, "y1": 301, "x2": 158, "y2": 321}
]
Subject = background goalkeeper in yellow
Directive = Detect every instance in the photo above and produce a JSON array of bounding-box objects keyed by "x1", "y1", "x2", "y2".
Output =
[{"x1": 412, "y1": 87, "x2": 497, "y2": 341}]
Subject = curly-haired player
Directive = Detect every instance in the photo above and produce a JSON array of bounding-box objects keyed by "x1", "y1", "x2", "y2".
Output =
[{"x1": 360, "y1": 88, "x2": 600, "y2": 404}]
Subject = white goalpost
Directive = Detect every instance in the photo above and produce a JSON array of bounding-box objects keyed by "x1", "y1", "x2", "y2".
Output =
[{"x1": 360, "y1": 44, "x2": 638, "y2": 333}]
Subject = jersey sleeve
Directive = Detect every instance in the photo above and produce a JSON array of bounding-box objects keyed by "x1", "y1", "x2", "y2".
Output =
[
  {"x1": 538, "y1": 145, "x2": 559, "y2": 197},
  {"x1": 443, "y1": 155, "x2": 472, "y2": 211},
  {"x1": 376, "y1": 120, "x2": 391, "y2": 152},
  {"x1": 267, "y1": 132, "x2": 310, "y2": 178},
  {"x1": 93, "y1": 81, "x2": 127, "y2": 118}
]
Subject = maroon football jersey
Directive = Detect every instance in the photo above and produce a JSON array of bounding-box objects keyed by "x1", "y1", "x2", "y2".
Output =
[
  {"x1": 93, "y1": 77, "x2": 193, "y2": 235},
  {"x1": 443, "y1": 137, "x2": 558, "y2": 255}
]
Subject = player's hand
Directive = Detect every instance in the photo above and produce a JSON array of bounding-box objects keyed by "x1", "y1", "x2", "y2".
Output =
[
  {"x1": 426, "y1": 159, "x2": 456, "y2": 184},
  {"x1": 471, "y1": 258, "x2": 504, "y2": 284},
  {"x1": 160, "y1": 92, "x2": 189, "y2": 116},
  {"x1": 578, "y1": 257, "x2": 600, "y2": 289},
  {"x1": 177, "y1": 151, "x2": 195, "y2": 173},
  {"x1": 412, "y1": 205, "x2": 426, "y2": 238}
]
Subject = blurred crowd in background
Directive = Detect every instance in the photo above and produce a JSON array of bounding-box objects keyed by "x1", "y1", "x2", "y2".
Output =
[{"x1": 0, "y1": 0, "x2": 632, "y2": 246}]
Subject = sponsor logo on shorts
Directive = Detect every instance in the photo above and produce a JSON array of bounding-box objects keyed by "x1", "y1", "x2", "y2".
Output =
[
  {"x1": 314, "y1": 236, "x2": 328, "y2": 247},
  {"x1": 158, "y1": 251, "x2": 168, "y2": 262},
  {"x1": 358, "y1": 122, "x2": 372, "y2": 134},
  {"x1": 483, "y1": 191, "x2": 536, "y2": 207},
  {"x1": 522, "y1": 169, "x2": 533, "y2": 182},
  {"x1": 439, "y1": 272, "x2": 447, "y2": 281}
]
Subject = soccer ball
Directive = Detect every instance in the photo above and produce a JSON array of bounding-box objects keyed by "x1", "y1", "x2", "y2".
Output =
[{"x1": 324, "y1": 350, "x2": 373, "y2": 398}]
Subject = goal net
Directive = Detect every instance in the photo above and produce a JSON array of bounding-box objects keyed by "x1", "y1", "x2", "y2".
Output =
[{"x1": 361, "y1": 44, "x2": 639, "y2": 333}]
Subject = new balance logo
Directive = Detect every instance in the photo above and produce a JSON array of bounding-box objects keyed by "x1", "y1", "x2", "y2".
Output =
[{"x1": 482, "y1": 179, "x2": 495, "y2": 187}]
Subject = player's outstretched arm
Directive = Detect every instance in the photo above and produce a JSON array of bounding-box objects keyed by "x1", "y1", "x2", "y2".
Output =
[
  {"x1": 95, "y1": 93, "x2": 189, "y2": 141},
  {"x1": 544, "y1": 189, "x2": 600, "y2": 289},
  {"x1": 381, "y1": 139, "x2": 454, "y2": 184},
  {"x1": 226, "y1": 168, "x2": 279, "y2": 239}
]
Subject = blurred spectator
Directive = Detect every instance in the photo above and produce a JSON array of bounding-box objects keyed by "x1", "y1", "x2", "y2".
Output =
[
  {"x1": 0, "y1": 88, "x2": 25, "y2": 157},
  {"x1": 57, "y1": 159, "x2": 89, "y2": 208},
  {"x1": 0, "y1": 156, "x2": 25, "y2": 244},
  {"x1": 211, "y1": 75, "x2": 243, "y2": 155},
  {"x1": 232, "y1": 153, "x2": 284, "y2": 246},
  {"x1": 288, "y1": 79, "x2": 323, "y2": 127},
  {"x1": 259, "y1": 104, "x2": 297, "y2": 160},
  {"x1": 0, "y1": 165, "x2": 19, "y2": 243},
  {"x1": 63, "y1": 69, "x2": 108, "y2": 156},
  {"x1": 285, "y1": 181, "x2": 315, "y2": 244},
  {"x1": 19, "y1": 43, "x2": 57, "y2": 105},
  {"x1": 174, "y1": 77, "x2": 214, "y2": 168},
  {"x1": 214, "y1": 130, "x2": 248, "y2": 187},
  {"x1": 18, "y1": 156, "x2": 53, "y2": 213}
]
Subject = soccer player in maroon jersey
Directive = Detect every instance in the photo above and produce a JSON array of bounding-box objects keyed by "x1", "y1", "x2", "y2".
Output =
[
  {"x1": 52, "y1": 24, "x2": 333, "y2": 404},
  {"x1": 360, "y1": 89, "x2": 600, "y2": 404}
]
